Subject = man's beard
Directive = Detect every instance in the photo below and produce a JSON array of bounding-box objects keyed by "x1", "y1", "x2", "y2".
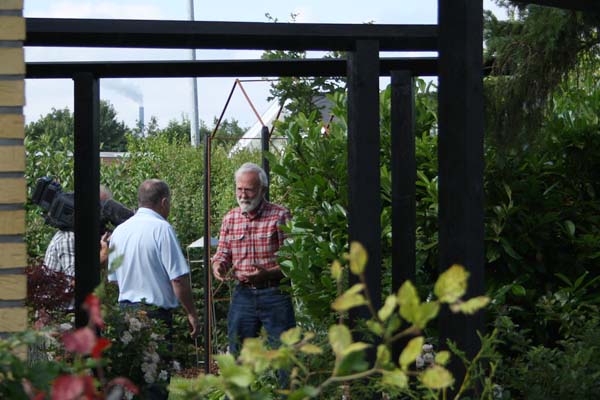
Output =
[{"x1": 237, "y1": 195, "x2": 262, "y2": 213}]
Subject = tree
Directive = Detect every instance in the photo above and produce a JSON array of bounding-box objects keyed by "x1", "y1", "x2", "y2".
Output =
[
  {"x1": 25, "y1": 100, "x2": 130, "y2": 151},
  {"x1": 484, "y1": 1, "x2": 600, "y2": 147}
]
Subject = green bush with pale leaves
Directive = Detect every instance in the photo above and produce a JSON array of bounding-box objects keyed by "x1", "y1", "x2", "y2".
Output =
[{"x1": 175, "y1": 242, "x2": 492, "y2": 399}]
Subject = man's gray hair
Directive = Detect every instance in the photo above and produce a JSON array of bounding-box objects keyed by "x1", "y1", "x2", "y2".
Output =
[
  {"x1": 235, "y1": 162, "x2": 268, "y2": 189},
  {"x1": 138, "y1": 179, "x2": 170, "y2": 208}
]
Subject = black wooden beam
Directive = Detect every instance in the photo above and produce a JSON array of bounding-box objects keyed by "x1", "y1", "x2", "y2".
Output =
[
  {"x1": 25, "y1": 18, "x2": 437, "y2": 52},
  {"x1": 512, "y1": 0, "x2": 600, "y2": 13},
  {"x1": 438, "y1": 0, "x2": 485, "y2": 383},
  {"x1": 390, "y1": 70, "x2": 416, "y2": 363},
  {"x1": 26, "y1": 58, "x2": 439, "y2": 79},
  {"x1": 73, "y1": 73, "x2": 101, "y2": 328},
  {"x1": 347, "y1": 40, "x2": 382, "y2": 323}
]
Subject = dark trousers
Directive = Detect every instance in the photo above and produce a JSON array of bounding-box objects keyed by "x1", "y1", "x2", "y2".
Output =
[{"x1": 228, "y1": 285, "x2": 296, "y2": 389}]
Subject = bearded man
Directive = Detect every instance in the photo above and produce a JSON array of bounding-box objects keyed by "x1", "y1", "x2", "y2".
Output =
[{"x1": 212, "y1": 162, "x2": 296, "y2": 361}]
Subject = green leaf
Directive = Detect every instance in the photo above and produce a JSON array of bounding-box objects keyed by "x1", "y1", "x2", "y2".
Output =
[
  {"x1": 435, "y1": 351, "x2": 451, "y2": 366},
  {"x1": 331, "y1": 292, "x2": 368, "y2": 312},
  {"x1": 348, "y1": 241, "x2": 368, "y2": 275},
  {"x1": 564, "y1": 220, "x2": 576, "y2": 237},
  {"x1": 280, "y1": 327, "x2": 302, "y2": 346},
  {"x1": 381, "y1": 369, "x2": 408, "y2": 388},
  {"x1": 511, "y1": 284, "x2": 526, "y2": 296},
  {"x1": 449, "y1": 296, "x2": 490, "y2": 314},
  {"x1": 342, "y1": 342, "x2": 370, "y2": 356},
  {"x1": 299, "y1": 344, "x2": 323, "y2": 355},
  {"x1": 415, "y1": 301, "x2": 440, "y2": 329},
  {"x1": 397, "y1": 281, "x2": 420, "y2": 323},
  {"x1": 329, "y1": 325, "x2": 352, "y2": 357},
  {"x1": 331, "y1": 260, "x2": 343, "y2": 281},
  {"x1": 378, "y1": 295, "x2": 397, "y2": 321},
  {"x1": 399, "y1": 336, "x2": 424, "y2": 370},
  {"x1": 434, "y1": 264, "x2": 469, "y2": 303},
  {"x1": 420, "y1": 365, "x2": 454, "y2": 389},
  {"x1": 375, "y1": 344, "x2": 391, "y2": 368},
  {"x1": 366, "y1": 320, "x2": 384, "y2": 336}
]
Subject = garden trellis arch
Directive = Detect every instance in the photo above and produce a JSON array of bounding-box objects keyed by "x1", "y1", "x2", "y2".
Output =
[{"x1": 20, "y1": 1, "x2": 488, "y2": 378}]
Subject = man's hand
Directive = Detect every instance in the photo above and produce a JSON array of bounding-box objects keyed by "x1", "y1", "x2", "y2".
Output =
[
  {"x1": 212, "y1": 262, "x2": 229, "y2": 281},
  {"x1": 99, "y1": 232, "x2": 111, "y2": 265},
  {"x1": 188, "y1": 314, "x2": 200, "y2": 337}
]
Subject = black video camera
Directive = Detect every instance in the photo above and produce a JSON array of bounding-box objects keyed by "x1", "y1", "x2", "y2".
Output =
[{"x1": 32, "y1": 177, "x2": 133, "y2": 232}]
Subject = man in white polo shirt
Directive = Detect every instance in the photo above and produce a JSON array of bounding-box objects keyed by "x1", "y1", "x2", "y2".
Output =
[{"x1": 108, "y1": 179, "x2": 198, "y2": 399}]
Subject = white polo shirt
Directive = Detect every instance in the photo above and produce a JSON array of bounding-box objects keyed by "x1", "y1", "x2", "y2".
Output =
[{"x1": 108, "y1": 207, "x2": 190, "y2": 309}]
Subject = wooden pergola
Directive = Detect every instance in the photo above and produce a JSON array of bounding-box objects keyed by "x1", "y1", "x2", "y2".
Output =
[{"x1": 0, "y1": 0, "x2": 589, "y2": 384}]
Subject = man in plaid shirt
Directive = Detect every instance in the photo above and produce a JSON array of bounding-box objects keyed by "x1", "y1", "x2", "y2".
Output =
[{"x1": 212, "y1": 162, "x2": 296, "y2": 363}]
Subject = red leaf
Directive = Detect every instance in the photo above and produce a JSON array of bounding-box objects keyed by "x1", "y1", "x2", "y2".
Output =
[
  {"x1": 63, "y1": 327, "x2": 96, "y2": 355},
  {"x1": 91, "y1": 337, "x2": 111, "y2": 359},
  {"x1": 82, "y1": 375, "x2": 97, "y2": 398},
  {"x1": 107, "y1": 377, "x2": 140, "y2": 395},
  {"x1": 52, "y1": 375, "x2": 84, "y2": 400},
  {"x1": 83, "y1": 294, "x2": 105, "y2": 329}
]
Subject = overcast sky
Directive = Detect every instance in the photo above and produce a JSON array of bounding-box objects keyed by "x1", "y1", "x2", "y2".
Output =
[{"x1": 24, "y1": 0, "x2": 506, "y2": 131}]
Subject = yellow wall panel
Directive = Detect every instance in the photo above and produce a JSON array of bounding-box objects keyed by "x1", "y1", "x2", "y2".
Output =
[
  {"x1": 0, "y1": 114, "x2": 24, "y2": 138},
  {"x1": 0, "y1": 146, "x2": 25, "y2": 171},
  {"x1": 0, "y1": 177, "x2": 25, "y2": 203},
  {"x1": 0, "y1": 210, "x2": 25, "y2": 235},
  {"x1": 0, "y1": 307, "x2": 27, "y2": 332},
  {"x1": 0, "y1": 16, "x2": 25, "y2": 41},
  {"x1": 0, "y1": 243, "x2": 26, "y2": 268},
  {"x1": 0, "y1": 80, "x2": 24, "y2": 106},
  {"x1": 0, "y1": 48, "x2": 24, "y2": 74},
  {"x1": 0, "y1": 275, "x2": 26, "y2": 300},
  {"x1": 0, "y1": 0, "x2": 23, "y2": 10}
]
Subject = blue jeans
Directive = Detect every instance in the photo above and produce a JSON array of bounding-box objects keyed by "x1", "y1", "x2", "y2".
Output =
[{"x1": 228, "y1": 285, "x2": 296, "y2": 356}]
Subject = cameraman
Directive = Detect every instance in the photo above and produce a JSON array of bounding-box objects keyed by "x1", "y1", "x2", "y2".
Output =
[{"x1": 43, "y1": 185, "x2": 113, "y2": 279}]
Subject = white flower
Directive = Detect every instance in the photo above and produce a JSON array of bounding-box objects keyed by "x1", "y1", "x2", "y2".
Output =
[
  {"x1": 150, "y1": 333, "x2": 161, "y2": 340},
  {"x1": 172, "y1": 360, "x2": 181, "y2": 372},
  {"x1": 59, "y1": 323, "x2": 73, "y2": 332},
  {"x1": 121, "y1": 331, "x2": 133, "y2": 345},
  {"x1": 416, "y1": 355, "x2": 425, "y2": 369},
  {"x1": 128, "y1": 318, "x2": 142, "y2": 332},
  {"x1": 423, "y1": 353, "x2": 435, "y2": 365},
  {"x1": 144, "y1": 372, "x2": 155, "y2": 384},
  {"x1": 124, "y1": 391, "x2": 134, "y2": 400},
  {"x1": 422, "y1": 344, "x2": 434, "y2": 353},
  {"x1": 158, "y1": 370, "x2": 169, "y2": 381}
]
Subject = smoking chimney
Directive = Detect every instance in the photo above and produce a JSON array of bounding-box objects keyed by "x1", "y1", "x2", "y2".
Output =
[{"x1": 138, "y1": 106, "x2": 145, "y2": 134}]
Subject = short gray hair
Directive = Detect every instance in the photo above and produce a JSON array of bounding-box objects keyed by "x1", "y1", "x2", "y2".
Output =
[
  {"x1": 235, "y1": 162, "x2": 268, "y2": 189},
  {"x1": 138, "y1": 179, "x2": 170, "y2": 208}
]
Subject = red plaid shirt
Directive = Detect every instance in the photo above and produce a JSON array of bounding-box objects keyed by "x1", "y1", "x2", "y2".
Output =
[{"x1": 212, "y1": 201, "x2": 291, "y2": 281}]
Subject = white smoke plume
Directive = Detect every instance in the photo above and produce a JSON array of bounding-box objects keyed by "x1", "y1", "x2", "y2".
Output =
[{"x1": 102, "y1": 79, "x2": 143, "y2": 105}]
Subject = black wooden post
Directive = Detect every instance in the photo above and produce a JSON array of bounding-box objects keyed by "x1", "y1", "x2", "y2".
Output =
[
  {"x1": 438, "y1": 0, "x2": 485, "y2": 380},
  {"x1": 390, "y1": 70, "x2": 416, "y2": 362},
  {"x1": 261, "y1": 125, "x2": 270, "y2": 201},
  {"x1": 347, "y1": 40, "x2": 382, "y2": 321},
  {"x1": 73, "y1": 73, "x2": 100, "y2": 328},
  {"x1": 203, "y1": 128, "x2": 212, "y2": 374}
]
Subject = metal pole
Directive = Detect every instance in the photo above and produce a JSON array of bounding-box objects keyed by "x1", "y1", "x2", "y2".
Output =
[
  {"x1": 188, "y1": 0, "x2": 200, "y2": 147},
  {"x1": 203, "y1": 119, "x2": 212, "y2": 374}
]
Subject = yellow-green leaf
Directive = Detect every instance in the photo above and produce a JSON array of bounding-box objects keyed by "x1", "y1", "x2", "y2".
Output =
[
  {"x1": 280, "y1": 327, "x2": 302, "y2": 345},
  {"x1": 349, "y1": 241, "x2": 368, "y2": 275},
  {"x1": 299, "y1": 344, "x2": 323, "y2": 355},
  {"x1": 381, "y1": 369, "x2": 408, "y2": 388},
  {"x1": 434, "y1": 264, "x2": 469, "y2": 303},
  {"x1": 421, "y1": 365, "x2": 454, "y2": 389},
  {"x1": 331, "y1": 293, "x2": 368, "y2": 312},
  {"x1": 366, "y1": 320, "x2": 384, "y2": 336},
  {"x1": 399, "y1": 336, "x2": 424, "y2": 370},
  {"x1": 435, "y1": 351, "x2": 451, "y2": 366},
  {"x1": 329, "y1": 325, "x2": 352, "y2": 356},
  {"x1": 415, "y1": 301, "x2": 440, "y2": 329},
  {"x1": 449, "y1": 296, "x2": 490, "y2": 314},
  {"x1": 346, "y1": 283, "x2": 365, "y2": 295},
  {"x1": 375, "y1": 344, "x2": 391, "y2": 368},
  {"x1": 397, "y1": 281, "x2": 420, "y2": 323},
  {"x1": 342, "y1": 342, "x2": 370, "y2": 356},
  {"x1": 378, "y1": 295, "x2": 397, "y2": 321},
  {"x1": 331, "y1": 260, "x2": 343, "y2": 280}
]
